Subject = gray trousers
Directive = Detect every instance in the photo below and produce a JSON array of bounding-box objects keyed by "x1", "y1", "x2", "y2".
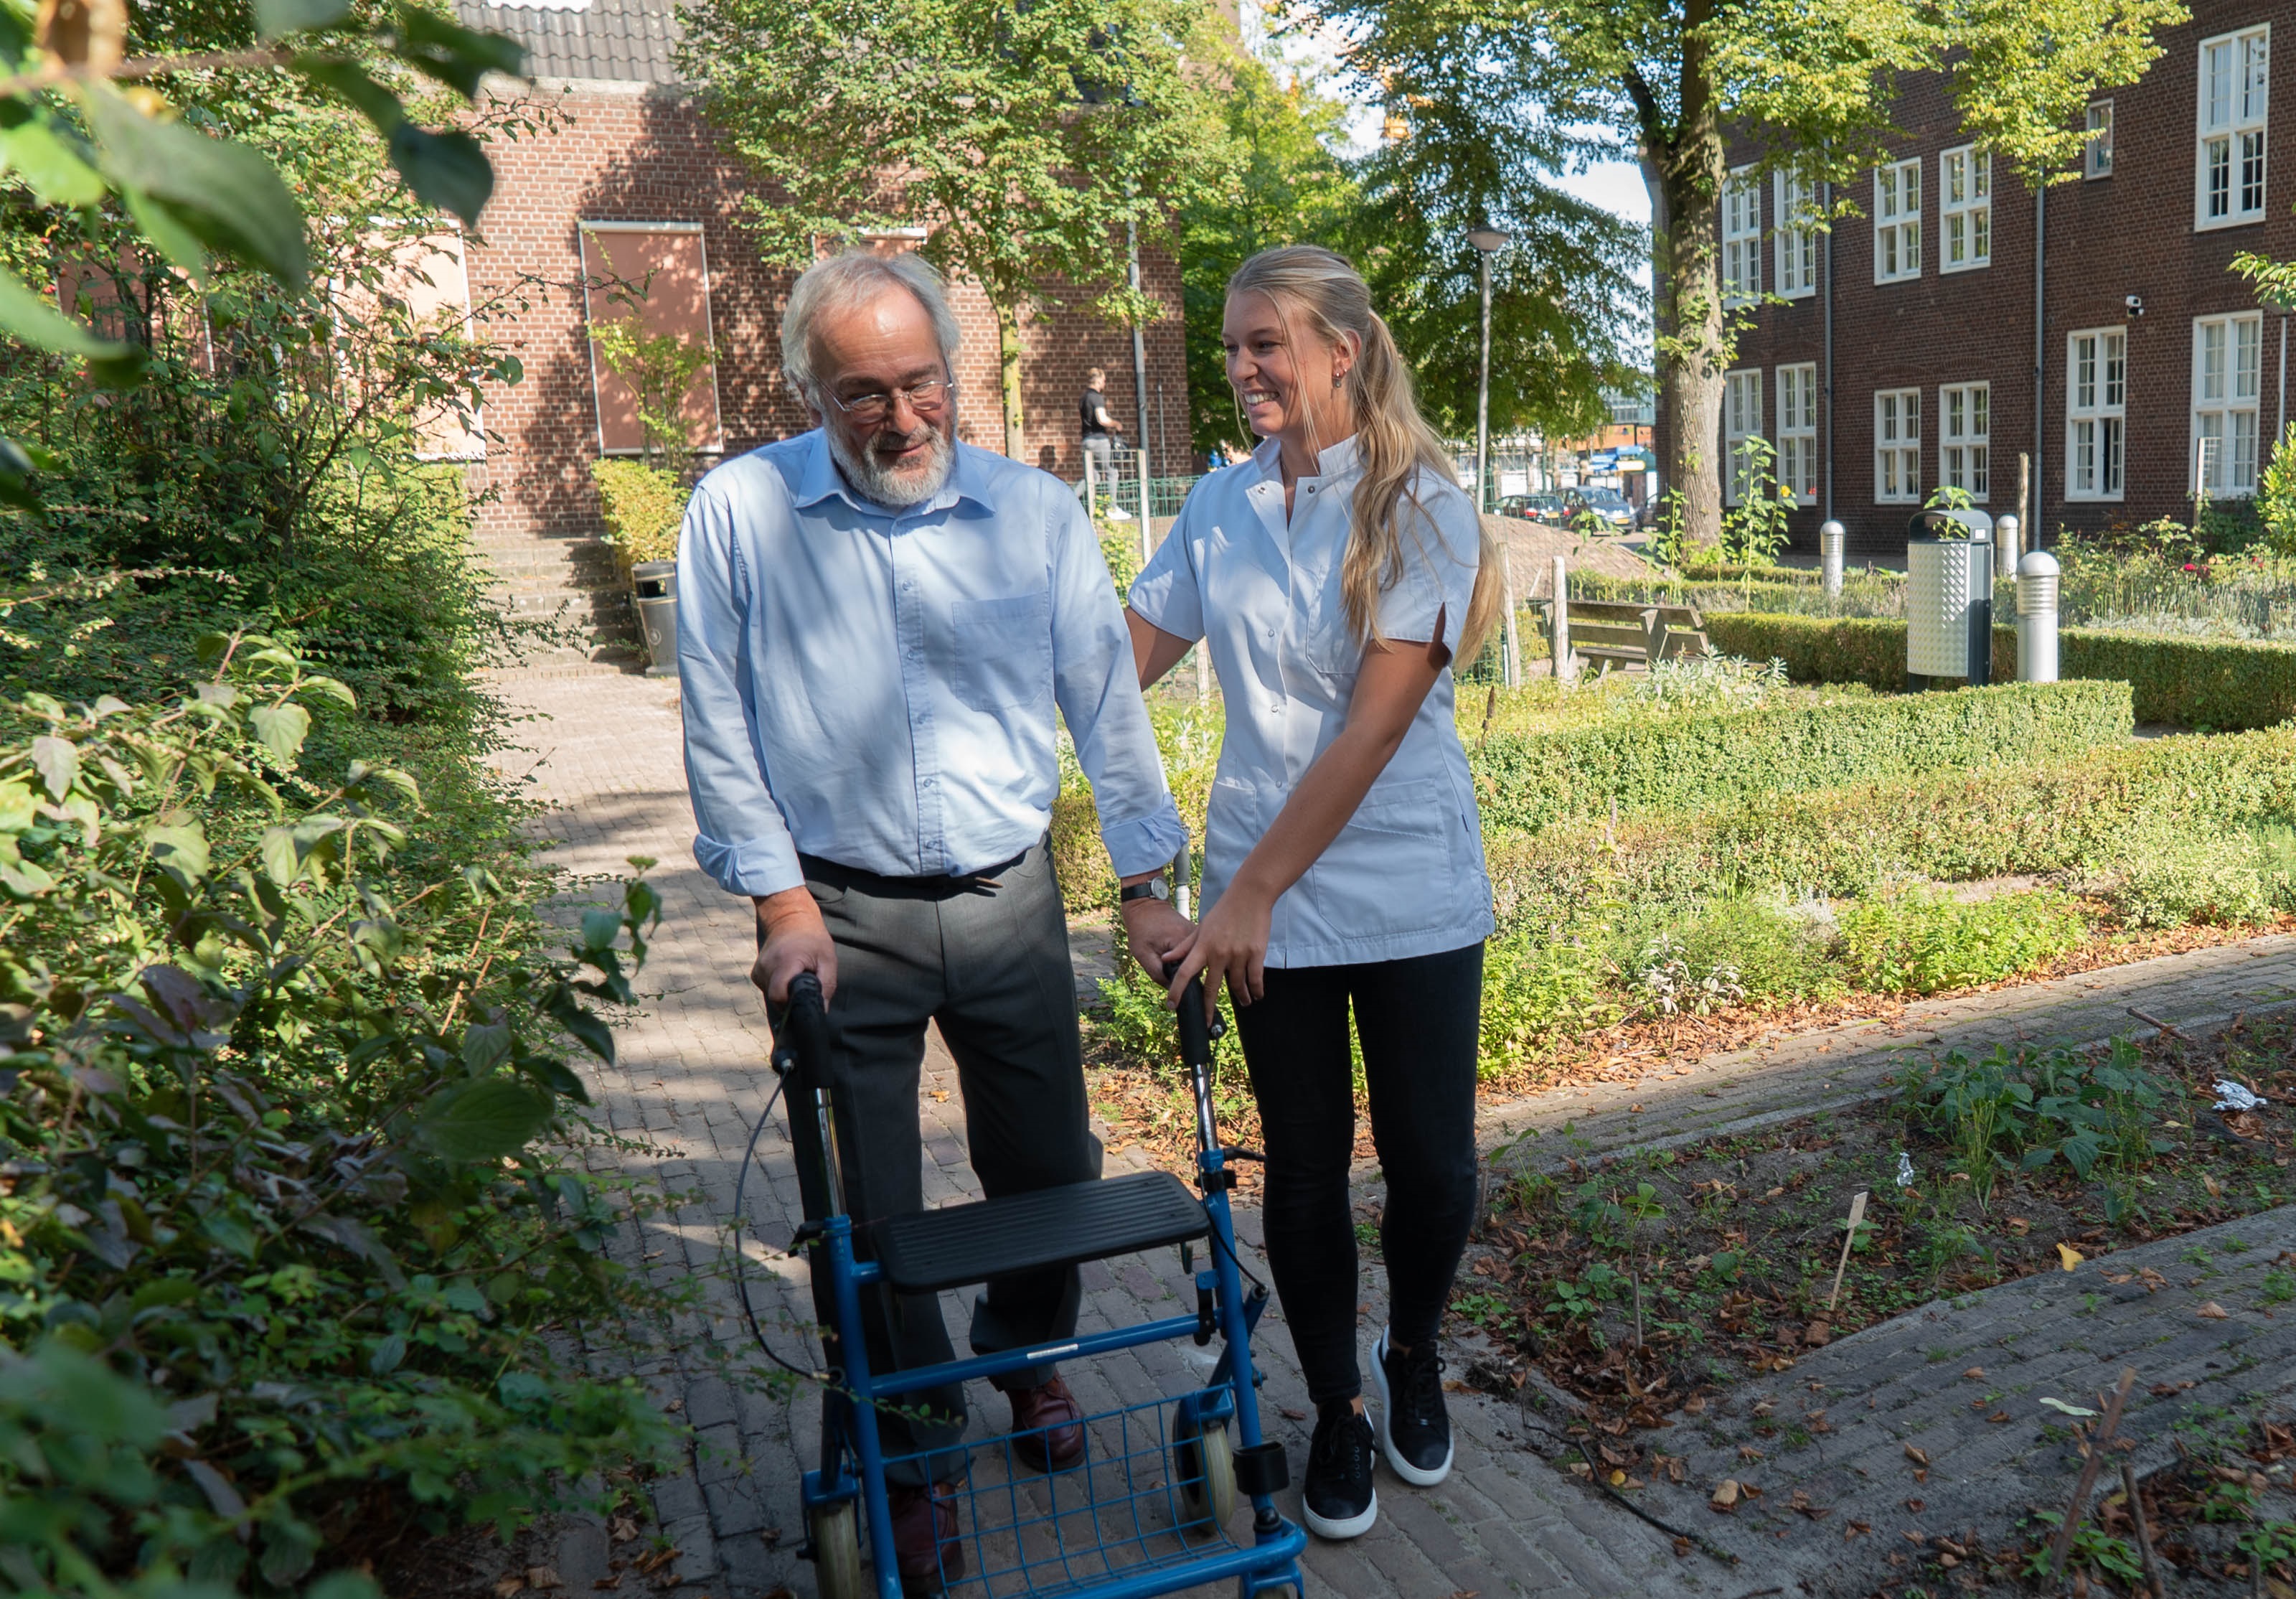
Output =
[
  {"x1": 792, "y1": 838, "x2": 1101, "y2": 1484},
  {"x1": 1078, "y1": 434, "x2": 1115, "y2": 502}
]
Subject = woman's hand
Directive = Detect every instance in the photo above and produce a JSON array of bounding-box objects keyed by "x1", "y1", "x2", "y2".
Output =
[{"x1": 1163, "y1": 881, "x2": 1274, "y2": 1021}]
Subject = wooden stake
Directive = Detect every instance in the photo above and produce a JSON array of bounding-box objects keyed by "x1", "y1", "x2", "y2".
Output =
[
  {"x1": 1825, "y1": 1191, "x2": 1868, "y2": 1312},
  {"x1": 2017, "y1": 452, "x2": 2031, "y2": 537},
  {"x1": 2048, "y1": 1367, "x2": 2137, "y2": 1583},
  {"x1": 2121, "y1": 1458, "x2": 2165, "y2": 1599}
]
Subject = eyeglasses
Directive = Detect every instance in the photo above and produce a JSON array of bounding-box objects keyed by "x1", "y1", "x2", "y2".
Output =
[{"x1": 826, "y1": 377, "x2": 954, "y2": 426}]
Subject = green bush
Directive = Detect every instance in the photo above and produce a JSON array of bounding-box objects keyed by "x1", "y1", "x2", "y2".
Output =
[
  {"x1": 1471, "y1": 679, "x2": 2131, "y2": 833},
  {"x1": 1838, "y1": 886, "x2": 2087, "y2": 995},
  {"x1": 1674, "y1": 561, "x2": 1829, "y2": 584},
  {"x1": 2103, "y1": 815, "x2": 2278, "y2": 929},
  {"x1": 1087, "y1": 961, "x2": 1246, "y2": 1077},
  {"x1": 592, "y1": 459, "x2": 690, "y2": 589},
  {"x1": 1482, "y1": 726, "x2": 2296, "y2": 938},
  {"x1": 1706, "y1": 610, "x2": 2296, "y2": 730},
  {"x1": 1668, "y1": 897, "x2": 1845, "y2": 1005},
  {"x1": 0, "y1": 638, "x2": 687, "y2": 1593},
  {"x1": 1478, "y1": 930, "x2": 1619, "y2": 1077}
]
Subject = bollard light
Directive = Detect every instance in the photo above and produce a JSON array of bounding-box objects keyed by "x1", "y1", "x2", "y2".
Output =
[
  {"x1": 1994, "y1": 514, "x2": 2021, "y2": 583},
  {"x1": 1820, "y1": 520, "x2": 1845, "y2": 599},
  {"x1": 2018, "y1": 549, "x2": 2060, "y2": 683}
]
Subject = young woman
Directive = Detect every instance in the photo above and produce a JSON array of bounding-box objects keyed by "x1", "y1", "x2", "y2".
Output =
[{"x1": 1125, "y1": 245, "x2": 1500, "y2": 1539}]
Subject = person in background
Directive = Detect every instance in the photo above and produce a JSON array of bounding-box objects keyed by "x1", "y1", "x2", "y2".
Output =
[
  {"x1": 1079, "y1": 365, "x2": 1130, "y2": 520},
  {"x1": 677, "y1": 249, "x2": 1190, "y2": 1594},
  {"x1": 1126, "y1": 244, "x2": 1499, "y2": 1542}
]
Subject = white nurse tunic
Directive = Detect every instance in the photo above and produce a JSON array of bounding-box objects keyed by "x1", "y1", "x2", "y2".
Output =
[{"x1": 1128, "y1": 434, "x2": 1495, "y2": 970}]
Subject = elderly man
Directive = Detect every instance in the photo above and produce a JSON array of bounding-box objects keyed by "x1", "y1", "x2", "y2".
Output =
[{"x1": 676, "y1": 249, "x2": 1190, "y2": 1593}]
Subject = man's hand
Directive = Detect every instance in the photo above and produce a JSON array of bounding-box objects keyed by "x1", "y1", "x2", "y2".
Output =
[
  {"x1": 752, "y1": 885, "x2": 837, "y2": 1005},
  {"x1": 1118, "y1": 894, "x2": 1193, "y2": 976}
]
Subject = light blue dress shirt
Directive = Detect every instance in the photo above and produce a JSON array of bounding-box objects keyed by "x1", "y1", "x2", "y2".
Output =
[
  {"x1": 1128, "y1": 435, "x2": 1493, "y2": 968},
  {"x1": 677, "y1": 430, "x2": 1187, "y2": 897}
]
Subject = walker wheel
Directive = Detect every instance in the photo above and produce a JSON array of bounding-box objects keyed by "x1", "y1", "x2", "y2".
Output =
[
  {"x1": 809, "y1": 1501, "x2": 865, "y2": 1599},
  {"x1": 1171, "y1": 1407, "x2": 1237, "y2": 1536}
]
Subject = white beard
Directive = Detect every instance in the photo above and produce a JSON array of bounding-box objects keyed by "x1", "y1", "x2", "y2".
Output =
[{"x1": 828, "y1": 420, "x2": 955, "y2": 509}]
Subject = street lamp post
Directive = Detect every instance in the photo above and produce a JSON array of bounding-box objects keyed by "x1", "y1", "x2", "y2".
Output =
[{"x1": 1467, "y1": 226, "x2": 1516, "y2": 685}]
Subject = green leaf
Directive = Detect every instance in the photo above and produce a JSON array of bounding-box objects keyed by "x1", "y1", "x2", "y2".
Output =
[
  {"x1": 415, "y1": 1077, "x2": 552, "y2": 1162},
  {"x1": 0, "y1": 117, "x2": 105, "y2": 207},
  {"x1": 145, "y1": 820, "x2": 211, "y2": 882},
  {"x1": 258, "y1": 824, "x2": 300, "y2": 886},
  {"x1": 579, "y1": 907, "x2": 621, "y2": 952},
  {"x1": 248, "y1": 702, "x2": 311, "y2": 767},
  {"x1": 254, "y1": 0, "x2": 350, "y2": 39},
  {"x1": 201, "y1": 1211, "x2": 259, "y2": 1259},
  {"x1": 367, "y1": 1333, "x2": 406, "y2": 1377},
  {"x1": 121, "y1": 184, "x2": 211, "y2": 281},
  {"x1": 0, "y1": 265, "x2": 130, "y2": 365},
  {"x1": 28, "y1": 735, "x2": 75, "y2": 800},
  {"x1": 0, "y1": 779, "x2": 35, "y2": 833},
  {"x1": 82, "y1": 85, "x2": 309, "y2": 291},
  {"x1": 386, "y1": 125, "x2": 494, "y2": 230},
  {"x1": 460, "y1": 1019, "x2": 512, "y2": 1072},
  {"x1": 546, "y1": 986, "x2": 616, "y2": 1065},
  {"x1": 390, "y1": 5, "x2": 525, "y2": 98}
]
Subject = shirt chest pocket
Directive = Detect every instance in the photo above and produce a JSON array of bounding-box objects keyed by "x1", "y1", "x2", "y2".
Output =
[{"x1": 948, "y1": 591, "x2": 1053, "y2": 711}]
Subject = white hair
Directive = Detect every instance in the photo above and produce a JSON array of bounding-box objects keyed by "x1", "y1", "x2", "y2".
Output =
[{"x1": 780, "y1": 249, "x2": 961, "y2": 402}]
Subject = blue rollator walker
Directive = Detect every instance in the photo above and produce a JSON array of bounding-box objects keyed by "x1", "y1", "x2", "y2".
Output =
[{"x1": 766, "y1": 857, "x2": 1308, "y2": 1598}]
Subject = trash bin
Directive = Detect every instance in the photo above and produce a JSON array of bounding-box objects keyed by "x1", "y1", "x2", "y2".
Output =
[
  {"x1": 1904, "y1": 509, "x2": 1992, "y2": 690},
  {"x1": 632, "y1": 560, "x2": 679, "y2": 679}
]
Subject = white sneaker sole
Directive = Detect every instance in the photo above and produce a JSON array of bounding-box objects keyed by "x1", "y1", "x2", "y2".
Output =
[
  {"x1": 1369, "y1": 1328, "x2": 1454, "y2": 1488},
  {"x1": 1302, "y1": 1487, "x2": 1377, "y2": 1540}
]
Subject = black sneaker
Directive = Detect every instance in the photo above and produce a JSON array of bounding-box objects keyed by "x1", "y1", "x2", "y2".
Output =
[
  {"x1": 1302, "y1": 1400, "x2": 1378, "y2": 1539},
  {"x1": 1370, "y1": 1328, "x2": 1454, "y2": 1486}
]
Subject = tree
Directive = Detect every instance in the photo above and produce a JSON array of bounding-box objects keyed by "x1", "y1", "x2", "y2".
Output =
[
  {"x1": 0, "y1": 0, "x2": 520, "y2": 509},
  {"x1": 1306, "y1": 0, "x2": 2184, "y2": 548},
  {"x1": 678, "y1": 0, "x2": 1234, "y2": 458}
]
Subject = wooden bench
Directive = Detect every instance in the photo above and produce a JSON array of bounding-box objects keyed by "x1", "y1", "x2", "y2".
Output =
[{"x1": 1527, "y1": 599, "x2": 1712, "y2": 670}]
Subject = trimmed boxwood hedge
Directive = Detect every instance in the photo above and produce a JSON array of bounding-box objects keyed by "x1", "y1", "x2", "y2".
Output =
[
  {"x1": 1484, "y1": 725, "x2": 2296, "y2": 937},
  {"x1": 1470, "y1": 678, "x2": 2131, "y2": 833},
  {"x1": 1705, "y1": 611, "x2": 2296, "y2": 730}
]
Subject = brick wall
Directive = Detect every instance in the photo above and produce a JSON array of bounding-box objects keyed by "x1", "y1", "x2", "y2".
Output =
[
  {"x1": 462, "y1": 80, "x2": 1191, "y2": 548},
  {"x1": 1667, "y1": 0, "x2": 2296, "y2": 561}
]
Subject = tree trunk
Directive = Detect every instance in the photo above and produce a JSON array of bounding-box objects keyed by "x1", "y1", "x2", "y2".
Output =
[
  {"x1": 993, "y1": 295, "x2": 1025, "y2": 459},
  {"x1": 1648, "y1": 0, "x2": 1726, "y2": 553}
]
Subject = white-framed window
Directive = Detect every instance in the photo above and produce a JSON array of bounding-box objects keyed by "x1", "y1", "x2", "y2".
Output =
[
  {"x1": 1940, "y1": 383, "x2": 1990, "y2": 502},
  {"x1": 1723, "y1": 367, "x2": 1763, "y2": 506},
  {"x1": 1875, "y1": 390, "x2": 1920, "y2": 503},
  {"x1": 2197, "y1": 26, "x2": 2269, "y2": 229},
  {"x1": 1774, "y1": 170, "x2": 1819, "y2": 299},
  {"x1": 1940, "y1": 146, "x2": 1990, "y2": 271},
  {"x1": 1874, "y1": 158, "x2": 1921, "y2": 283},
  {"x1": 1777, "y1": 363, "x2": 1818, "y2": 504},
  {"x1": 2085, "y1": 100, "x2": 2114, "y2": 179},
  {"x1": 2066, "y1": 328, "x2": 2127, "y2": 501},
  {"x1": 1721, "y1": 166, "x2": 1761, "y2": 306},
  {"x1": 2193, "y1": 311, "x2": 2264, "y2": 495}
]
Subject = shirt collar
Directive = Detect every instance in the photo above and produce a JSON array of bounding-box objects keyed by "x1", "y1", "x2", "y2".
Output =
[
  {"x1": 789, "y1": 428, "x2": 994, "y2": 517},
  {"x1": 1249, "y1": 432, "x2": 1362, "y2": 487}
]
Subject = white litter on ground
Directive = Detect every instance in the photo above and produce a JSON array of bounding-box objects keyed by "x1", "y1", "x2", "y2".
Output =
[{"x1": 2214, "y1": 1079, "x2": 2267, "y2": 1112}]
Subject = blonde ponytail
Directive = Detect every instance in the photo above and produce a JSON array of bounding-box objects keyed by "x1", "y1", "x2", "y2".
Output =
[{"x1": 1227, "y1": 245, "x2": 1504, "y2": 665}]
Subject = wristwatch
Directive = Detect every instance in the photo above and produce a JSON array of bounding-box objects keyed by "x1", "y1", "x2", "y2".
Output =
[{"x1": 1119, "y1": 878, "x2": 1170, "y2": 905}]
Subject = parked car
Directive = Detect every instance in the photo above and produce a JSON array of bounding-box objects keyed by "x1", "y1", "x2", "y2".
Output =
[
  {"x1": 1562, "y1": 487, "x2": 1637, "y2": 532},
  {"x1": 1496, "y1": 492, "x2": 1567, "y2": 525}
]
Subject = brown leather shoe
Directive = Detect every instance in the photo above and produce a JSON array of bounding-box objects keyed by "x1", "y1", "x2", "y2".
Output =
[
  {"x1": 1008, "y1": 1376, "x2": 1086, "y2": 1472},
  {"x1": 885, "y1": 1481, "x2": 962, "y2": 1594}
]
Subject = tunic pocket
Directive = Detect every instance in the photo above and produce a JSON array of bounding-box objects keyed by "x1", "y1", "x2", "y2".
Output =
[
  {"x1": 1309, "y1": 777, "x2": 1456, "y2": 938},
  {"x1": 949, "y1": 591, "x2": 1051, "y2": 711}
]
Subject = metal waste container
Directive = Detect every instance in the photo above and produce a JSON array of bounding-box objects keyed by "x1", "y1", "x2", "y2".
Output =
[
  {"x1": 1905, "y1": 509, "x2": 1992, "y2": 690},
  {"x1": 633, "y1": 560, "x2": 679, "y2": 679}
]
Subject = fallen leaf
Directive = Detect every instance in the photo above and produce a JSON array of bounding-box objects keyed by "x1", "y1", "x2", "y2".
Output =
[
  {"x1": 527, "y1": 1570, "x2": 565, "y2": 1593},
  {"x1": 609, "y1": 1516, "x2": 640, "y2": 1544},
  {"x1": 493, "y1": 1582, "x2": 523, "y2": 1599},
  {"x1": 761, "y1": 1529, "x2": 782, "y2": 1550},
  {"x1": 1906, "y1": 1499, "x2": 1925, "y2": 1513},
  {"x1": 1672, "y1": 1535, "x2": 1692, "y2": 1557},
  {"x1": 1442, "y1": 1381, "x2": 1473, "y2": 1394},
  {"x1": 1987, "y1": 1411, "x2": 2011, "y2": 1424},
  {"x1": 591, "y1": 1582, "x2": 622, "y2": 1594},
  {"x1": 1279, "y1": 1406, "x2": 1307, "y2": 1420},
  {"x1": 663, "y1": 1399, "x2": 684, "y2": 1415},
  {"x1": 1568, "y1": 1460, "x2": 1591, "y2": 1477},
  {"x1": 1740, "y1": 1483, "x2": 1764, "y2": 1499},
  {"x1": 2006, "y1": 1216, "x2": 2031, "y2": 1235},
  {"x1": 1962, "y1": 1368, "x2": 1986, "y2": 1380},
  {"x1": 1805, "y1": 1321, "x2": 1832, "y2": 1347},
  {"x1": 2199, "y1": 1300, "x2": 2231, "y2": 1320},
  {"x1": 2205, "y1": 1174, "x2": 2224, "y2": 1197},
  {"x1": 1710, "y1": 1479, "x2": 1741, "y2": 1511},
  {"x1": 2058, "y1": 1242, "x2": 2085, "y2": 1272},
  {"x1": 1904, "y1": 1445, "x2": 1930, "y2": 1468},
  {"x1": 1739, "y1": 1445, "x2": 1764, "y2": 1462},
  {"x1": 1608, "y1": 1469, "x2": 1627, "y2": 1486},
  {"x1": 1914, "y1": 1469, "x2": 1929, "y2": 1483}
]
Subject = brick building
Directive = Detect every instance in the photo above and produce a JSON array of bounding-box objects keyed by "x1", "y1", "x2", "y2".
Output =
[
  {"x1": 1672, "y1": 0, "x2": 2296, "y2": 561},
  {"x1": 441, "y1": 0, "x2": 1189, "y2": 660}
]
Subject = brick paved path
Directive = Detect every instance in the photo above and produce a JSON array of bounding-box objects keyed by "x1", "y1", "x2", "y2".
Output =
[{"x1": 489, "y1": 669, "x2": 2296, "y2": 1599}]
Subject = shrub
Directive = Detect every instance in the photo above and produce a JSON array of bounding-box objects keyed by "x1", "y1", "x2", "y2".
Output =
[
  {"x1": 1087, "y1": 961, "x2": 1246, "y2": 1077},
  {"x1": 591, "y1": 459, "x2": 690, "y2": 589},
  {"x1": 2102, "y1": 815, "x2": 2278, "y2": 929},
  {"x1": 0, "y1": 638, "x2": 686, "y2": 1592},
  {"x1": 1705, "y1": 610, "x2": 2296, "y2": 730},
  {"x1": 1673, "y1": 561, "x2": 1830, "y2": 585},
  {"x1": 1470, "y1": 679, "x2": 2131, "y2": 834},
  {"x1": 1670, "y1": 896, "x2": 1845, "y2": 1006},
  {"x1": 1477, "y1": 930, "x2": 1618, "y2": 1077},
  {"x1": 1838, "y1": 886, "x2": 2087, "y2": 995}
]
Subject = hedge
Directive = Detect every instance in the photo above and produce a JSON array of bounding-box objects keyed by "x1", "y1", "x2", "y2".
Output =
[
  {"x1": 1469, "y1": 678, "x2": 2132, "y2": 833},
  {"x1": 1705, "y1": 611, "x2": 2296, "y2": 730},
  {"x1": 1673, "y1": 561, "x2": 1836, "y2": 585},
  {"x1": 1484, "y1": 725, "x2": 2296, "y2": 937}
]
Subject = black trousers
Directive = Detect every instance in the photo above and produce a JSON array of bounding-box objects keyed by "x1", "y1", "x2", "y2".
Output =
[
  {"x1": 773, "y1": 839, "x2": 1100, "y2": 1484},
  {"x1": 1230, "y1": 942, "x2": 1484, "y2": 1407}
]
